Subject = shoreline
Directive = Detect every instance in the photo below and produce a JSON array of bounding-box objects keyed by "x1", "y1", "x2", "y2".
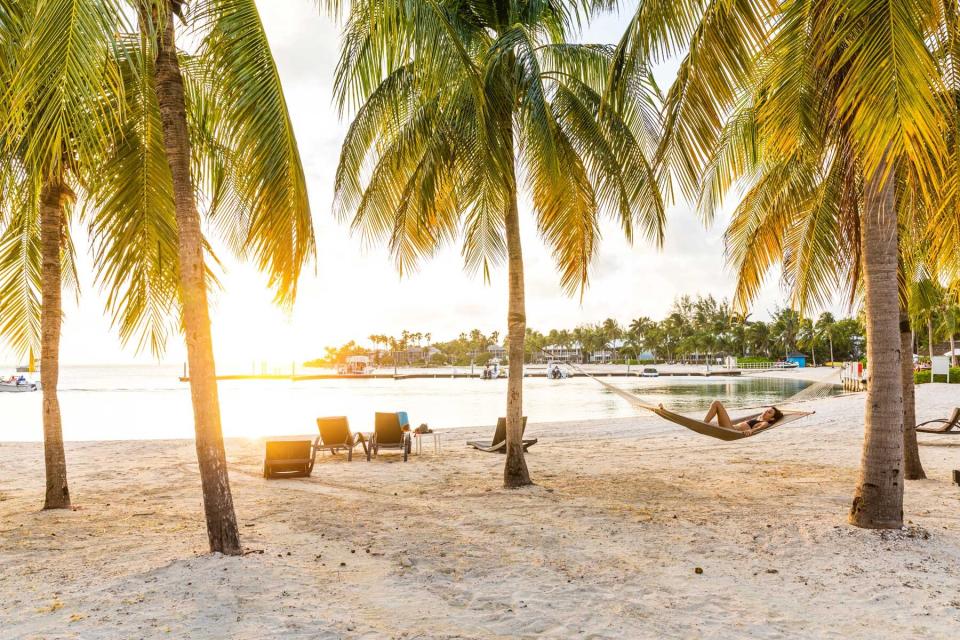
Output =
[{"x1": 2, "y1": 384, "x2": 959, "y2": 638}]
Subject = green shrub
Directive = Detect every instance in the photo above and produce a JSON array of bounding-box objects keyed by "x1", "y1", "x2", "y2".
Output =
[{"x1": 914, "y1": 368, "x2": 960, "y2": 384}]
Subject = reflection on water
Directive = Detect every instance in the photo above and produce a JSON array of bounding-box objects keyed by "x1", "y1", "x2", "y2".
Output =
[{"x1": 0, "y1": 366, "x2": 837, "y2": 442}]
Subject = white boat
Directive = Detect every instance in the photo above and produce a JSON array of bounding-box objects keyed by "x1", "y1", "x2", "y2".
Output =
[
  {"x1": 481, "y1": 360, "x2": 503, "y2": 379},
  {"x1": 546, "y1": 362, "x2": 568, "y2": 379},
  {"x1": 1, "y1": 377, "x2": 38, "y2": 393},
  {"x1": 641, "y1": 367, "x2": 659, "y2": 377},
  {"x1": 772, "y1": 361, "x2": 799, "y2": 369}
]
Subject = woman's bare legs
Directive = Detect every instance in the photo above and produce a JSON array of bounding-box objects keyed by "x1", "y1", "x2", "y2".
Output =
[{"x1": 704, "y1": 400, "x2": 734, "y2": 428}]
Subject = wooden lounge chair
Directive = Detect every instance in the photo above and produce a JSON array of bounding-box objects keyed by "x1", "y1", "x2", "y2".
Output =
[
  {"x1": 916, "y1": 407, "x2": 960, "y2": 434},
  {"x1": 468, "y1": 417, "x2": 537, "y2": 453},
  {"x1": 263, "y1": 436, "x2": 320, "y2": 478},
  {"x1": 371, "y1": 412, "x2": 411, "y2": 461},
  {"x1": 316, "y1": 416, "x2": 369, "y2": 461}
]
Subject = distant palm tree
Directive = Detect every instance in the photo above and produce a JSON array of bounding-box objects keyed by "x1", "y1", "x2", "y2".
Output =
[
  {"x1": 938, "y1": 301, "x2": 960, "y2": 367},
  {"x1": 815, "y1": 313, "x2": 837, "y2": 365},
  {"x1": 333, "y1": 0, "x2": 665, "y2": 487}
]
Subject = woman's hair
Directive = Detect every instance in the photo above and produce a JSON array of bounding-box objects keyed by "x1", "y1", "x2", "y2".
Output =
[{"x1": 769, "y1": 406, "x2": 784, "y2": 422}]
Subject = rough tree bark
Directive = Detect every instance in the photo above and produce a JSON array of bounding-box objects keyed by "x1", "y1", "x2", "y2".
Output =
[
  {"x1": 503, "y1": 172, "x2": 532, "y2": 489},
  {"x1": 849, "y1": 158, "x2": 904, "y2": 529},
  {"x1": 40, "y1": 176, "x2": 70, "y2": 510},
  {"x1": 900, "y1": 312, "x2": 925, "y2": 480},
  {"x1": 151, "y1": 2, "x2": 241, "y2": 554}
]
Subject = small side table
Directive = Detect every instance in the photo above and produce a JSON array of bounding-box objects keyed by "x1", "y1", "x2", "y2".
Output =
[{"x1": 413, "y1": 432, "x2": 441, "y2": 455}]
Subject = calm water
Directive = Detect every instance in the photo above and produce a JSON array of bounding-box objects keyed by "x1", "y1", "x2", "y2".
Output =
[{"x1": 0, "y1": 366, "x2": 832, "y2": 442}]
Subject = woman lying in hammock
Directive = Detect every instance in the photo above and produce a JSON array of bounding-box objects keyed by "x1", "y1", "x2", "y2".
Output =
[{"x1": 704, "y1": 401, "x2": 783, "y2": 434}]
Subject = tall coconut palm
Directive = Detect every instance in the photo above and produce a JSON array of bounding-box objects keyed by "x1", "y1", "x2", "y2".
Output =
[
  {"x1": 2, "y1": 2, "x2": 314, "y2": 536},
  {"x1": 0, "y1": 0, "x2": 128, "y2": 510},
  {"x1": 333, "y1": 0, "x2": 665, "y2": 486},
  {"x1": 128, "y1": 0, "x2": 314, "y2": 553},
  {"x1": 611, "y1": 0, "x2": 949, "y2": 528}
]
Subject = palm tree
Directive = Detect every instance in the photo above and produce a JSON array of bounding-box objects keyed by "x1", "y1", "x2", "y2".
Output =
[
  {"x1": 938, "y1": 300, "x2": 960, "y2": 367},
  {"x1": 2, "y1": 2, "x2": 313, "y2": 539},
  {"x1": 771, "y1": 309, "x2": 801, "y2": 360},
  {"x1": 0, "y1": 0, "x2": 133, "y2": 509},
  {"x1": 614, "y1": 0, "x2": 949, "y2": 527},
  {"x1": 134, "y1": 1, "x2": 313, "y2": 553},
  {"x1": 333, "y1": 0, "x2": 665, "y2": 487},
  {"x1": 815, "y1": 313, "x2": 837, "y2": 364}
]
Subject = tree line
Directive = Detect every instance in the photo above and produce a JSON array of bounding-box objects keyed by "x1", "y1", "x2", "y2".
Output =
[{"x1": 309, "y1": 295, "x2": 870, "y2": 366}]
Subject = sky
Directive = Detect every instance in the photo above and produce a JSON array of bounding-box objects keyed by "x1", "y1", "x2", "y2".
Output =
[{"x1": 1, "y1": 1, "x2": 817, "y2": 367}]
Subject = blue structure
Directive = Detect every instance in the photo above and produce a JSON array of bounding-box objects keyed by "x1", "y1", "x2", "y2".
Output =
[{"x1": 786, "y1": 352, "x2": 808, "y2": 368}]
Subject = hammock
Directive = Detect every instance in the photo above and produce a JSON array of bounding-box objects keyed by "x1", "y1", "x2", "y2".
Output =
[
  {"x1": 646, "y1": 405, "x2": 814, "y2": 441},
  {"x1": 572, "y1": 365, "x2": 814, "y2": 441}
]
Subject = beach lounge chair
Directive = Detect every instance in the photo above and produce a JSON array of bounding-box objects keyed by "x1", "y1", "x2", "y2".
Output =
[
  {"x1": 371, "y1": 412, "x2": 411, "y2": 461},
  {"x1": 467, "y1": 417, "x2": 537, "y2": 453},
  {"x1": 316, "y1": 416, "x2": 369, "y2": 461},
  {"x1": 263, "y1": 436, "x2": 320, "y2": 478},
  {"x1": 916, "y1": 408, "x2": 960, "y2": 435}
]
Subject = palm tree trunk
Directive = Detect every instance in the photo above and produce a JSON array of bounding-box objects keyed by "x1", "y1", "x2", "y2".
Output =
[
  {"x1": 849, "y1": 159, "x2": 903, "y2": 529},
  {"x1": 152, "y1": 3, "x2": 241, "y2": 554},
  {"x1": 927, "y1": 319, "x2": 934, "y2": 363},
  {"x1": 40, "y1": 176, "x2": 70, "y2": 510},
  {"x1": 503, "y1": 178, "x2": 531, "y2": 489},
  {"x1": 829, "y1": 335, "x2": 834, "y2": 364},
  {"x1": 900, "y1": 311, "x2": 925, "y2": 480}
]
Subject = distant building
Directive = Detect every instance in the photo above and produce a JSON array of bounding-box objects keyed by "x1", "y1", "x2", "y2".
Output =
[
  {"x1": 589, "y1": 339, "x2": 627, "y2": 364},
  {"x1": 486, "y1": 344, "x2": 506, "y2": 360},
  {"x1": 376, "y1": 346, "x2": 440, "y2": 365},
  {"x1": 539, "y1": 343, "x2": 583, "y2": 363}
]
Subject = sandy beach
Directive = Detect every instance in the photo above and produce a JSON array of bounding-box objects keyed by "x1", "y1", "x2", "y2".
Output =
[{"x1": 2, "y1": 382, "x2": 959, "y2": 639}]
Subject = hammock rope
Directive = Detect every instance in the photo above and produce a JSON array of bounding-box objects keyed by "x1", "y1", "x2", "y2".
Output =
[{"x1": 775, "y1": 367, "x2": 842, "y2": 403}]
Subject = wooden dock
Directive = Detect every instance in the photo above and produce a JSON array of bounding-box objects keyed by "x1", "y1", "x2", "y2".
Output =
[{"x1": 178, "y1": 370, "x2": 743, "y2": 382}]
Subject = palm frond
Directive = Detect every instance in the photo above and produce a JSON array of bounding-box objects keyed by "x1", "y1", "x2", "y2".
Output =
[{"x1": 194, "y1": 0, "x2": 315, "y2": 307}]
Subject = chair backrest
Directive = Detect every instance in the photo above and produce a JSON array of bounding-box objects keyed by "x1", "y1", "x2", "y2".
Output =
[
  {"x1": 265, "y1": 439, "x2": 313, "y2": 462},
  {"x1": 492, "y1": 416, "x2": 528, "y2": 445},
  {"x1": 949, "y1": 407, "x2": 960, "y2": 427},
  {"x1": 317, "y1": 416, "x2": 351, "y2": 446},
  {"x1": 375, "y1": 412, "x2": 405, "y2": 444}
]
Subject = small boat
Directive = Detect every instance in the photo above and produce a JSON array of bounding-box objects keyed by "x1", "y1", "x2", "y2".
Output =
[
  {"x1": 641, "y1": 367, "x2": 659, "y2": 377},
  {"x1": 337, "y1": 355, "x2": 372, "y2": 375},
  {"x1": 546, "y1": 362, "x2": 569, "y2": 379},
  {"x1": 0, "y1": 377, "x2": 38, "y2": 393},
  {"x1": 481, "y1": 360, "x2": 503, "y2": 379}
]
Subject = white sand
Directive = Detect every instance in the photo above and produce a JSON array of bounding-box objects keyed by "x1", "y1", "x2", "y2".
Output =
[{"x1": 2, "y1": 382, "x2": 959, "y2": 639}]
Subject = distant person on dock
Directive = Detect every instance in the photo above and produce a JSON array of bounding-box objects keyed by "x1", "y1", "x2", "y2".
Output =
[{"x1": 703, "y1": 401, "x2": 783, "y2": 433}]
